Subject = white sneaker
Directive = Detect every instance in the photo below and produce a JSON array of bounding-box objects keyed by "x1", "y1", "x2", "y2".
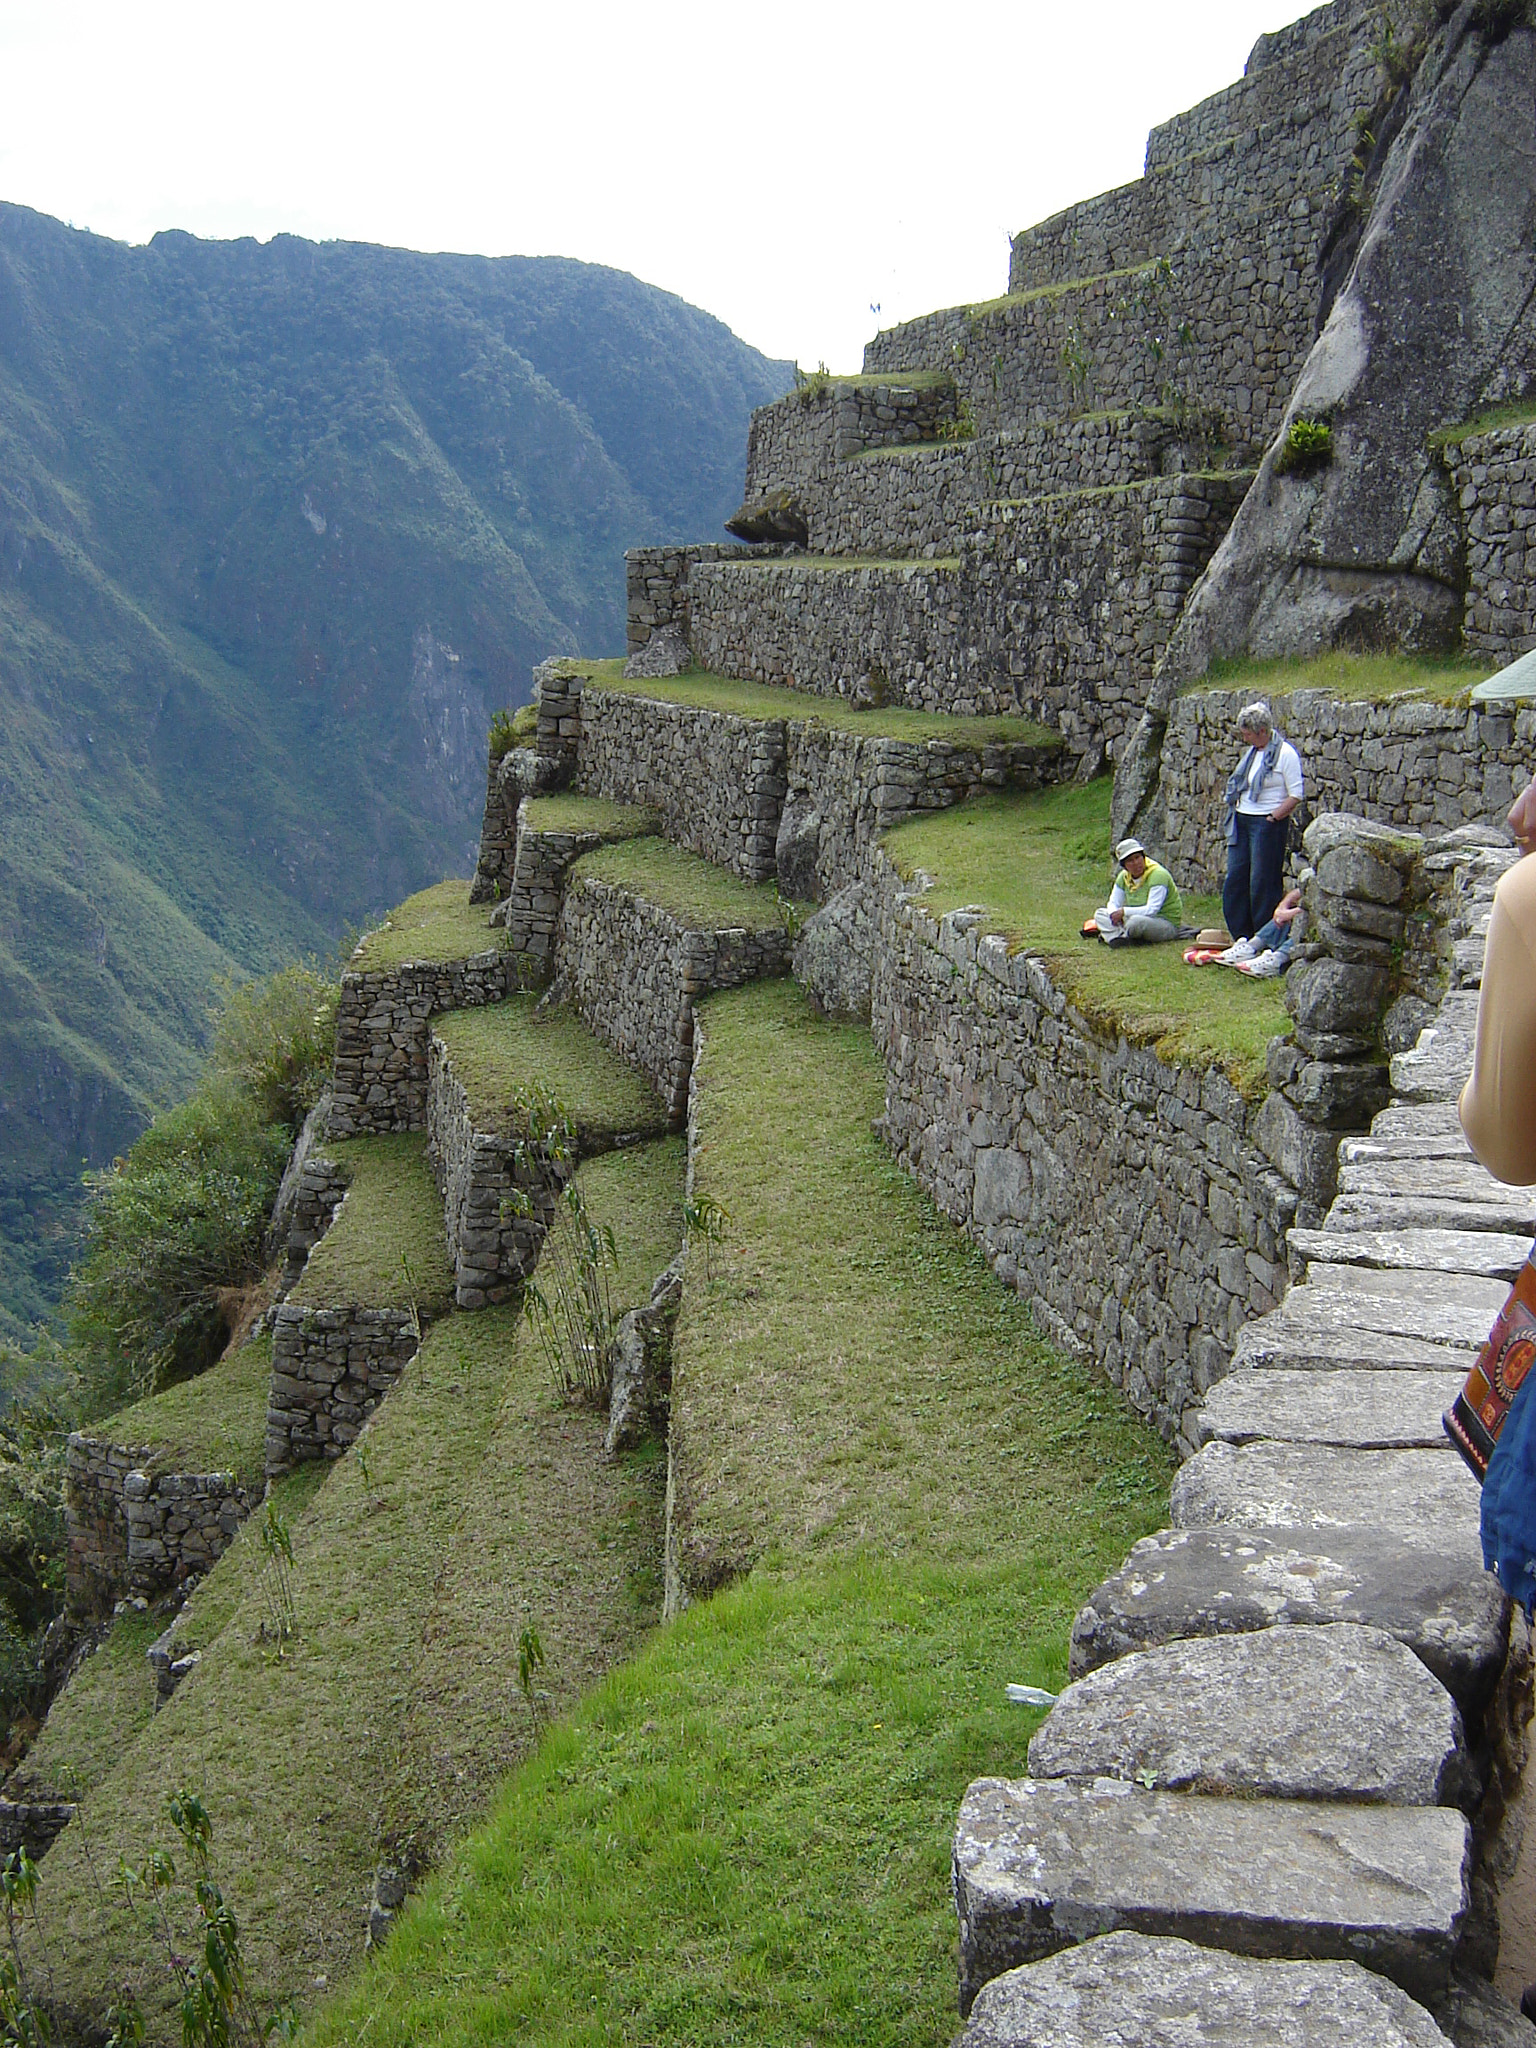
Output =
[
  {"x1": 1236, "y1": 949, "x2": 1287, "y2": 977},
  {"x1": 1217, "y1": 937, "x2": 1258, "y2": 965}
]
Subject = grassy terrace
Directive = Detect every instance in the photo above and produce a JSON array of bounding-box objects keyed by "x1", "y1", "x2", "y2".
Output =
[
  {"x1": 351, "y1": 879, "x2": 496, "y2": 973},
  {"x1": 309, "y1": 981, "x2": 1170, "y2": 2047},
  {"x1": 1195, "y1": 650, "x2": 1492, "y2": 706},
  {"x1": 522, "y1": 793, "x2": 658, "y2": 839},
  {"x1": 288, "y1": 1135, "x2": 456, "y2": 1315},
  {"x1": 562, "y1": 658, "x2": 1059, "y2": 749},
  {"x1": 572, "y1": 836, "x2": 806, "y2": 933},
  {"x1": 431, "y1": 996, "x2": 668, "y2": 1146},
  {"x1": 885, "y1": 781, "x2": 1287, "y2": 1093},
  {"x1": 91, "y1": 1333, "x2": 273, "y2": 1487},
  {"x1": 33, "y1": 1140, "x2": 683, "y2": 2028}
]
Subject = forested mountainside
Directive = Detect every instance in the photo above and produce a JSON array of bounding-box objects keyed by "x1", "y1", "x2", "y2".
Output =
[{"x1": 0, "y1": 204, "x2": 791, "y2": 1340}]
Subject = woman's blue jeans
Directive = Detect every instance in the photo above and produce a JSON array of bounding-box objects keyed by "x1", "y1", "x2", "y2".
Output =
[{"x1": 1223, "y1": 813, "x2": 1287, "y2": 939}]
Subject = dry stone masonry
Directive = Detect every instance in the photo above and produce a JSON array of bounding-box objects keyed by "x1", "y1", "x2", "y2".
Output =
[
  {"x1": 330, "y1": 951, "x2": 510, "y2": 1138},
  {"x1": 64, "y1": 1435, "x2": 255, "y2": 1618},
  {"x1": 489, "y1": 796, "x2": 656, "y2": 984},
  {"x1": 265, "y1": 1303, "x2": 423, "y2": 1476}
]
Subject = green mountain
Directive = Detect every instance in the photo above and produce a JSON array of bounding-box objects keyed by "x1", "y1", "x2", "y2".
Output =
[{"x1": 0, "y1": 204, "x2": 791, "y2": 1340}]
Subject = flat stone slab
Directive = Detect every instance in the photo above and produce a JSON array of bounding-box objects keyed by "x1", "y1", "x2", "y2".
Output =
[
  {"x1": 957, "y1": 1931, "x2": 1456, "y2": 2048},
  {"x1": 1343, "y1": 1132, "x2": 1479, "y2": 1162},
  {"x1": 1257, "y1": 1283, "x2": 1491, "y2": 1350},
  {"x1": 1325, "y1": 1191, "x2": 1536, "y2": 1236},
  {"x1": 1170, "y1": 1442, "x2": 1481, "y2": 1548},
  {"x1": 1198, "y1": 1368, "x2": 1464, "y2": 1449},
  {"x1": 954, "y1": 1776, "x2": 1469, "y2": 2013},
  {"x1": 1027, "y1": 1623, "x2": 1471, "y2": 1806},
  {"x1": 1339, "y1": 1161, "x2": 1521, "y2": 1203},
  {"x1": 1290, "y1": 1228, "x2": 1529, "y2": 1284},
  {"x1": 1069, "y1": 1525, "x2": 1507, "y2": 1713},
  {"x1": 1372, "y1": 1104, "x2": 1472, "y2": 1139},
  {"x1": 1306, "y1": 1263, "x2": 1510, "y2": 1316},
  {"x1": 1232, "y1": 1323, "x2": 1476, "y2": 1374},
  {"x1": 1391, "y1": 1027, "x2": 1475, "y2": 1104}
]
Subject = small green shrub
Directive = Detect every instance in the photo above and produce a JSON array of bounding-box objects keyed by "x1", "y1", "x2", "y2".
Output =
[
  {"x1": 1273, "y1": 416, "x2": 1334, "y2": 477},
  {"x1": 488, "y1": 704, "x2": 537, "y2": 761},
  {"x1": 208, "y1": 964, "x2": 337, "y2": 1133},
  {"x1": 67, "y1": 1092, "x2": 289, "y2": 1406},
  {"x1": 523, "y1": 1183, "x2": 619, "y2": 1406}
]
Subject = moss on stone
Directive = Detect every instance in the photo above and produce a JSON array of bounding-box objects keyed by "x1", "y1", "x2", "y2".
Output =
[
  {"x1": 571, "y1": 837, "x2": 803, "y2": 934},
  {"x1": 521, "y1": 794, "x2": 658, "y2": 840},
  {"x1": 288, "y1": 1136, "x2": 456, "y2": 1316},
  {"x1": 430, "y1": 997, "x2": 667, "y2": 1145},
  {"x1": 560, "y1": 658, "x2": 1060, "y2": 750},
  {"x1": 350, "y1": 882, "x2": 498, "y2": 973}
]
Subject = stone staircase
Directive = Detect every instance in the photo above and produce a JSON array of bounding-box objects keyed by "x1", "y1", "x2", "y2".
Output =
[{"x1": 949, "y1": 848, "x2": 1536, "y2": 2044}]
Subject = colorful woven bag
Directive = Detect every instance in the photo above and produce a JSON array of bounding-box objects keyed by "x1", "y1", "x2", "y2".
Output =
[{"x1": 1445, "y1": 1248, "x2": 1536, "y2": 1482}]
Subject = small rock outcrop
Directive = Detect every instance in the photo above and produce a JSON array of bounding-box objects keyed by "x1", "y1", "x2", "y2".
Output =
[
  {"x1": 620, "y1": 623, "x2": 691, "y2": 681},
  {"x1": 724, "y1": 489, "x2": 808, "y2": 547}
]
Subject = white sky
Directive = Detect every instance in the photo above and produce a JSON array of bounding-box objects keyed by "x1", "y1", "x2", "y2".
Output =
[{"x1": 0, "y1": 1, "x2": 1322, "y2": 372}]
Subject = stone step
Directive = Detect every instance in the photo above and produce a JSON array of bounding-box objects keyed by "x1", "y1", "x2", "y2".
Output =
[
  {"x1": 1027, "y1": 1623, "x2": 1472, "y2": 1807},
  {"x1": 1068, "y1": 1525, "x2": 1508, "y2": 1717},
  {"x1": 1370, "y1": 1104, "x2": 1469, "y2": 1141},
  {"x1": 1197, "y1": 1368, "x2": 1464, "y2": 1450},
  {"x1": 1289, "y1": 1228, "x2": 1528, "y2": 1285},
  {"x1": 953, "y1": 1775, "x2": 1469, "y2": 2014},
  {"x1": 1337, "y1": 1161, "x2": 1527, "y2": 1205},
  {"x1": 1256, "y1": 1282, "x2": 1491, "y2": 1350},
  {"x1": 1170, "y1": 1442, "x2": 1481, "y2": 1549},
  {"x1": 1231, "y1": 1324, "x2": 1475, "y2": 1374},
  {"x1": 956, "y1": 1932, "x2": 1457, "y2": 2048},
  {"x1": 1305, "y1": 1263, "x2": 1510, "y2": 1318},
  {"x1": 1324, "y1": 1190, "x2": 1536, "y2": 1238},
  {"x1": 1390, "y1": 1026, "x2": 1476, "y2": 1105},
  {"x1": 1454, "y1": 935, "x2": 1486, "y2": 987},
  {"x1": 1341, "y1": 1134, "x2": 1480, "y2": 1164}
]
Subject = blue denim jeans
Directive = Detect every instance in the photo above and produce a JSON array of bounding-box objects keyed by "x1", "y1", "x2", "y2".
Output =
[{"x1": 1223, "y1": 813, "x2": 1287, "y2": 940}]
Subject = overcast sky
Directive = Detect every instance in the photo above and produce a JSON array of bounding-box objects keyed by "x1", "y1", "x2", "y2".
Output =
[{"x1": 1, "y1": 1, "x2": 1324, "y2": 372}]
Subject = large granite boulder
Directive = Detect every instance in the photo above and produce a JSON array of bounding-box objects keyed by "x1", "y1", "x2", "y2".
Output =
[{"x1": 1115, "y1": 9, "x2": 1536, "y2": 844}]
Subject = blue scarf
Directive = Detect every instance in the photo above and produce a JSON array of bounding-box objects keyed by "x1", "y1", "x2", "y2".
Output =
[
  {"x1": 1482, "y1": 1364, "x2": 1536, "y2": 1616},
  {"x1": 1223, "y1": 732, "x2": 1284, "y2": 847}
]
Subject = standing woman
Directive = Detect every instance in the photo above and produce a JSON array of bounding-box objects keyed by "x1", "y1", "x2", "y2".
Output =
[{"x1": 1221, "y1": 700, "x2": 1304, "y2": 941}]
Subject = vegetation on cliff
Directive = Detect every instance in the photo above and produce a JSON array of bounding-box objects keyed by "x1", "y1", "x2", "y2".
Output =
[{"x1": 0, "y1": 203, "x2": 790, "y2": 1342}]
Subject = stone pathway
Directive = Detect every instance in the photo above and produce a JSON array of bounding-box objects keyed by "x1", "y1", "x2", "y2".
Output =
[{"x1": 953, "y1": 845, "x2": 1536, "y2": 2045}]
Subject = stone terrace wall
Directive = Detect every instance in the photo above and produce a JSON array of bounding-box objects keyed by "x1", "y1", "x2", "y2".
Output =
[
  {"x1": 266, "y1": 1304, "x2": 422, "y2": 1475},
  {"x1": 973, "y1": 476, "x2": 1246, "y2": 757},
  {"x1": 330, "y1": 952, "x2": 509, "y2": 1138},
  {"x1": 870, "y1": 866, "x2": 1297, "y2": 1452},
  {"x1": 65, "y1": 1436, "x2": 253, "y2": 1615},
  {"x1": 122, "y1": 1470, "x2": 253, "y2": 1601},
  {"x1": 425, "y1": 1033, "x2": 566, "y2": 1310},
  {"x1": 575, "y1": 685, "x2": 787, "y2": 883},
  {"x1": 556, "y1": 876, "x2": 794, "y2": 1120},
  {"x1": 64, "y1": 1436, "x2": 149, "y2": 1618},
  {"x1": 1451, "y1": 421, "x2": 1536, "y2": 662},
  {"x1": 490, "y1": 802, "x2": 628, "y2": 983},
  {"x1": 1161, "y1": 689, "x2": 1530, "y2": 891},
  {"x1": 625, "y1": 544, "x2": 774, "y2": 656},
  {"x1": 279, "y1": 1152, "x2": 350, "y2": 1295},
  {"x1": 781, "y1": 726, "x2": 1066, "y2": 901},
  {"x1": 687, "y1": 556, "x2": 986, "y2": 714}
]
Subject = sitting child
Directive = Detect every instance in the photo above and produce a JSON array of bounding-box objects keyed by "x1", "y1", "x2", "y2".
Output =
[
  {"x1": 1220, "y1": 887, "x2": 1301, "y2": 976},
  {"x1": 1091, "y1": 839, "x2": 1184, "y2": 946}
]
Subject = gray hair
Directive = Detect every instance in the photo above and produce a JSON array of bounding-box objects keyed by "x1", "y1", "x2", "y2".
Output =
[{"x1": 1238, "y1": 700, "x2": 1273, "y2": 735}]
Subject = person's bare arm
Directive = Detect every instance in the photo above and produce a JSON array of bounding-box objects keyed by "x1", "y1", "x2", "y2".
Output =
[
  {"x1": 1461, "y1": 857, "x2": 1536, "y2": 1185},
  {"x1": 1269, "y1": 795, "x2": 1301, "y2": 823},
  {"x1": 1509, "y1": 777, "x2": 1536, "y2": 856}
]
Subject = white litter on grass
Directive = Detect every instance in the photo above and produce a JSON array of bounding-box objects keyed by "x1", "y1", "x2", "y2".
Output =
[{"x1": 1006, "y1": 1684, "x2": 1057, "y2": 1707}]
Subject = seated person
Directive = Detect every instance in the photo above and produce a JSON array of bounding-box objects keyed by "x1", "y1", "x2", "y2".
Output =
[
  {"x1": 1221, "y1": 886, "x2": 1301, "y2": 976},
  {"x1": 1091, "y1": 838, "x2": 1183, "y2": 946}
]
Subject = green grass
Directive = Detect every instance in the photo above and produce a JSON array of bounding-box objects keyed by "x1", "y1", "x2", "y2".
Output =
[
  {"x1": 430, "y1": 997, "x2": 668, "y2": 1146},
  {"x1": 883, "y1": 782, "x2": 1287, "y2": 1094},
  {"x1": 305, "y1": 979, "x2": 1170, "y2": 2047},
  {"x1": 350, "y1": 881, "x2": 498, "y2": 973},
  {"x1": 522, "y1": 794, "x2": 659, "y2": 839},
  {"x1": 288, "y1": 1135, "x2": 456, "y2": 1315},
  {"x1": 564, "y1": 659, "x2": 1060, "y2": 750},
  {"x1": 1194, "y1": 650, "x2": 1491, "y2": 706},
  {"x1": 29, "y1": 1139, "x2": 683, "y2": 2031},
  {"x1": 93, "y1": 1333, "x2": 273, "y2": 1487},
  {"x1": 1429, "y1": 397, "x2": 1536, "y2": 449},
  {"x1": 571, "y1": 837, "x2": 805, "y2": 934}
]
